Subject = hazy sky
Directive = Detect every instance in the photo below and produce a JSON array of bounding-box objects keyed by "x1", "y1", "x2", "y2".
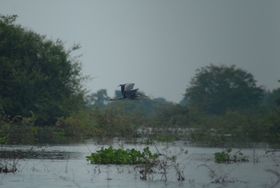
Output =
[{"x1": 1, "y1": 0, "x2": 279, "y2": 103}]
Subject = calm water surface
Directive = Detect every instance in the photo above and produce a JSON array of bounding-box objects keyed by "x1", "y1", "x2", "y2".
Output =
[{"x1": 0, "y1": 140, "x2": 279, "y2": 188}]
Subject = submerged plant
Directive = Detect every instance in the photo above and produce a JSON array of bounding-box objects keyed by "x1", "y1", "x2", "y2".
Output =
[{"x1": 198, "y1": 164, "x2": 247, "y2": 186}]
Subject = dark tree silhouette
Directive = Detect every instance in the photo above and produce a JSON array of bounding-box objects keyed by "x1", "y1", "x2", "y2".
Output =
[
  {"x1": 184, "y1": 64, "x2": 264, "y2": 114},
  {"x1": 0, "y1": 15, "x2": 88, "y2": 125}
]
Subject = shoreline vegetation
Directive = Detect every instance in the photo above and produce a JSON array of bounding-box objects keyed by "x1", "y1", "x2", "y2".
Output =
[{"x1": 0, "y1": 102, "x2": 279, "y2": 147}]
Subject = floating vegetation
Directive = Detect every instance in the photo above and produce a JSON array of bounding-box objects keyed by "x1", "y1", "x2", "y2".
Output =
[
  {"x1": 86, "y1": 146, "x2": 158, "y2": 165},
  {"x1": 214, "y1": 148, "x2": 249, "y2": 163},
  {"x1": 86, "y1": 146, "x2": 186, "y2": 182}
]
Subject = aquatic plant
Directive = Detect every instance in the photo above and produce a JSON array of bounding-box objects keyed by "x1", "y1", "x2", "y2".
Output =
[
  {"x1": 86, "y1": 146, "x2": 186, "y2": 182},
  {"x1": 214, "y1": 148, "x2": 249, "y2": 163},
  {"x1": 265, "y1": 150, "x2": 280, "y2": 166},
  {"x1": 198, "y1": 164, "x2": 247, "y2": 186},
  {"x1": 134, "y1": 145, "x2": 186, "y2": 182},
  {"x1": 0, "y1": 163, "x2": 17, "y2": 173},
  {"x1": 0, "y1": 149, "x2": 22, "y2": 174},
  {"x1": 86, "y1": 146, "x2": 158, "y2": 165}
]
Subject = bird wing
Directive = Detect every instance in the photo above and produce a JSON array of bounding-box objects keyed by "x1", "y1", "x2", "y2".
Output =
[
  {"x1": 124, "y1": 88, "x2": 138, "y2": 98},
  {"x1": 124, "y1": 83, "x2": 135, "y2": 91}
]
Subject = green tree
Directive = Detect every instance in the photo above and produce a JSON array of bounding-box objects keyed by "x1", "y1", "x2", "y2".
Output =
[
  {"x1": 0, "y1": 15, "x2": 88, "y2": 125},
  {"x1": 263, "y1": 88, "x2": 280, "y2": 106},
  {"x1": 153, "y1": 104, "x2": 189, "y2": 127},
  {"x1": 274, "y1": 81, "x2": 280, "y2": 107},
  {"x1": 87, "y1": 89, "x2": 110, "y2": 108},
  {"x1": 266, "y1": 80, "x2": 280, "y2": 143},
  {"x1": 114, "y1": 90, "x2": 122, "y2": 98},
  {"x1": 184, "y1": 64, "x2": 264, "y2": 114}
]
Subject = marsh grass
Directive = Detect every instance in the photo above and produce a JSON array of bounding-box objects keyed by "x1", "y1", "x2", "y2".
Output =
[
  {"x1": 0, "y1": 158, "x2": 18, "y2": 173},
  {"x1": 0, "y1": 146, "x2": 26, "y2": 173},
  {"x1": 155, "y1": 145, "x2": 186, "y2": 184},
  {"x1": 0, "y1": 144, "x2": 67, "y2": 174}
]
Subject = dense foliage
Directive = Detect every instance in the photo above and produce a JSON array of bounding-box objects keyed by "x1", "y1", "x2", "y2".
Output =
[
  {"x1": 184, "y1": 64, "x2": 265, "y2": 114},
  {"x1": 0, "y1": 15, "x2": 87, "y2": 125}
]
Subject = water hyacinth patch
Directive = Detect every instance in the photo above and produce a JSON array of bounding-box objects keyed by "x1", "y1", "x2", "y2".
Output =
[
  {"x1": 214, "y1": 148, "x2": 249, "y2": 163},
  {"x1": 86, "y1": 146, "x2": 158, "y2": 165}
]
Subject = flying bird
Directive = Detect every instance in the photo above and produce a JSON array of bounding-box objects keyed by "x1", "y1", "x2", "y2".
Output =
[
  {"x1": 109, "y1": 83, "x2": 147, "y2": 101},
  {"x1": 119, "y1": 83, "x2": 138, "y2": 99}
]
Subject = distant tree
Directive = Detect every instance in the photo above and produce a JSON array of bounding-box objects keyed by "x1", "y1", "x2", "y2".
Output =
[
  {"x1": 151, "y1": 97, "x2": 175, "y2": 111},
  {"x1": 184, "y1": 64, "x2": 265, "y2": 114},
  {"x1": 153, "y1": 104, "x2": 189, "y2": 127},
  {"x1": 87, "y1": 89, "x2": 110, "y2": 108},
  {"x1": 266, "y1": 80, "x2": 280, "y2": 143},
  {"x1": 152, "y1": 97, "x2": 168, "y2": 104},
  {"x1": 179, "y1": 98, "x2": 188, "y2": 105},
  {"x1": 114, "y1": 90, "x2": 122, "y2": 98},
  {"x1": 275, "y1": 81, "x2": 280, "y2": 107},
  {"x1": 263, "y1": 88, "x2": 280, "y2": 106},
  {"x1": 106, "y1": 90, "x2": 151, "y2": 116},
  {"x1": 0, "y1": 15, "x2": 88, "y2": 125}
]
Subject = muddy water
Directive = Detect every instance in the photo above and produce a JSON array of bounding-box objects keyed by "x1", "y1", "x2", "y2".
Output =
[{"x1": 0, "y1": 140, "x2": 279, "y2": 188}]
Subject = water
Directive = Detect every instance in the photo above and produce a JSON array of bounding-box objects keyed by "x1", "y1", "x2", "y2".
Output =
[{"x1": 0, "y1": 140, "x2": 279, "y2": 188}]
